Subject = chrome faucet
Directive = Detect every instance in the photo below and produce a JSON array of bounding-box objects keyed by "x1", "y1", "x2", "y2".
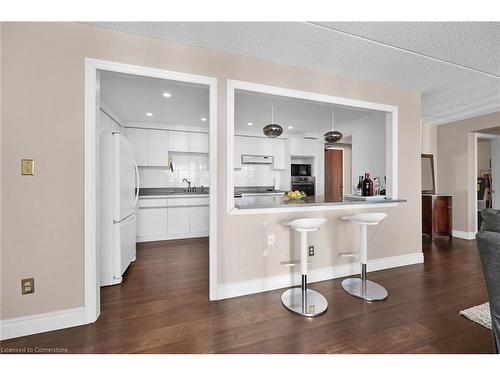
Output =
[{"x1": 182, "y1": 178, "x2": 192, "y2": 192}]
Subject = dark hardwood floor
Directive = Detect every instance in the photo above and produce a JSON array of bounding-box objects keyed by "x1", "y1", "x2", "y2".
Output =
[{"x1": 0, "y1": 236, "x2": 494, "y2": 353}]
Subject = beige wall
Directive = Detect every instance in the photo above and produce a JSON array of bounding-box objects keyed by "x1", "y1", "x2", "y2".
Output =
[
  {"x1": 437, "y1": 111, "x2": 500, "y2": 233},
  {"x1": 1, "y1": 22, "x2": 422, "y2": 320}
]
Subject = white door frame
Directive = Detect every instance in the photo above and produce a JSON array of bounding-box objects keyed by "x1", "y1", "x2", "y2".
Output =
[
  {"x1": 226, "y1": 79, "x2": 398, "y2": 214},
  {"x1": 474, "y1": 132, "x2": 500, "y2": 232},
  {"x1": 84, "y1": 58, "x2": 218, "y2": 323}
]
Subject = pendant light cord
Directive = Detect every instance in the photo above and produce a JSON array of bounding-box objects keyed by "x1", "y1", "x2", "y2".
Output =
[
  {"x1": 331, "y1": 111, "x2": 335, "y2": 131},
  {"x1": 271, "y1": 105, "x2": 274, "y2": 124}
]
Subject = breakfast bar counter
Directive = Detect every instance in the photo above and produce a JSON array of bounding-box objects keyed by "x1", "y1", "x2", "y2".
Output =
[{"x1": 234, "y1": 195, "x2": 407, "y2": 211}]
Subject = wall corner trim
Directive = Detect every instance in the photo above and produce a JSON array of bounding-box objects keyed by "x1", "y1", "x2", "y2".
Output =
[
  {"x1": 452, "y1": 230, "x2": 476, "y2": 240},
  {"x1": 0, "y1": 307, "x2": 86, "y2": 341},
  {"x1": 216, "y1": 252, "x2": 424, "y2": 300}
]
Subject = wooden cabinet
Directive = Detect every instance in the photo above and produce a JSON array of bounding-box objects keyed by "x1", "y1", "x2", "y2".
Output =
[{"x1": 422, "y1": 194, "x2": 452, "y2": 240}]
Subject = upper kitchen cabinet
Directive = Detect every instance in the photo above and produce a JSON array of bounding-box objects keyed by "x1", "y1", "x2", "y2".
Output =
[
  {"x1": 126, "y1": 128, "x2": 148, "y2": 166},
  {"x1": 168, "y1": 131, "x2": 189, "y2": 152},
  {"x1": 273, "y1": 138, "x2": 286, "y2": 169},
  {"x1": 169, "y1": 130, "x2": 209, "y2": 153},
  {"x1": 234, "y1": 135, "x2": 286, "y2": 170},
  {"x1": 188, "y1": 132, "x2": 209, "y2": 153},
  {"x1": 148, "y1": 129, "x2": 169, "y2": 166},
  {"x1": 290, "y1": 137, "x2": 319, "y2": 157},
  {"x1": 126, "y1": 128, "x2": 169, "y2": 167}
]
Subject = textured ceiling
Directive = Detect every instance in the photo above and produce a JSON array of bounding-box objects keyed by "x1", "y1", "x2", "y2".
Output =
[{"x1": 91, "y1": 22, "x2": 500, "y2": 126}]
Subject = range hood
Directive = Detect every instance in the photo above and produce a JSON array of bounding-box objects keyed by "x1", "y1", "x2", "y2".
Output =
[{"x1": 241, "y1": 155, "x2": 274, "y2": 164}]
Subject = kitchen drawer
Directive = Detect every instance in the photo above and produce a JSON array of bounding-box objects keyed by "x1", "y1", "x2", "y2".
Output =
[
  {"x1": 167, "y1": 197, "x2": 209, "y2": 207},
  {"x1": 138, "y1": 198, "x2": 168, "y2": 208}
]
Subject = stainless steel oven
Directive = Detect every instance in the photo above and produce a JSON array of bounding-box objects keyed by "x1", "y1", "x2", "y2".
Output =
[
  {"x1": 291, "y1": 176, "x2": 316, "y2": 196},
  {"x1": 291, "y1": 163, "x2": 312, "y2": 177}
]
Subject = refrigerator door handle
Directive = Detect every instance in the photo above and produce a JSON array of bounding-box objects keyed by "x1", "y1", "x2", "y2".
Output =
[{"x1": 134, "y1": 160, "x2": 140, "y2": 207}]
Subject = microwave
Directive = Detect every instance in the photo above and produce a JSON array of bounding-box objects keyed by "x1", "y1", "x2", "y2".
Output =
[{"x1": 291, "y1": 164, "x2": 312, "y2": 177}]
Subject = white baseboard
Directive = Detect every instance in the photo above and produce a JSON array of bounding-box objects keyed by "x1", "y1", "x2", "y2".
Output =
[
  {"x1": 0, "y1": 307, "x2": 86, "y2": 341},
  {"x1": 452, "y1": 229, "x2": 476, "y2": 240},
  {"x1": 216, "y1": 252, "x2": 424, "y2": 300}
]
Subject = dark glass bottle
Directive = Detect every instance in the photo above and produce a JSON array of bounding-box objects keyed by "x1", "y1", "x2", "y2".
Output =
[
  {"x1": 356, "y1": 176, "x2": 363, "y2": 194},
  {"x1": 362, "y1": 173, "x2": 374, "y2": 196}
]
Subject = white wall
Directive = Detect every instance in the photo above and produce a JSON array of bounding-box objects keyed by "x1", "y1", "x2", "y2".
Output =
[{"x1": 139, "y1": 153, "x2": 209, "y2": 188}]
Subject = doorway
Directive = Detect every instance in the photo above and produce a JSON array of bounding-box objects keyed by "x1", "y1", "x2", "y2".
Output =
[
  {"x1": 325, "y1": 148, "x2": 344, "y2": 200},
  {"x1": 475, "y1": 132, "x2": 500, "y2": 232},
  {"x1": 85, "y1": 59, "x2": 217, "y2": 324}
]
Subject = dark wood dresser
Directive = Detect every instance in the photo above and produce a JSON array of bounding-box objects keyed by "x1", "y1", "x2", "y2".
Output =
[{"x1": 422, "y1": 194, "x2": 452, "y2": 240}]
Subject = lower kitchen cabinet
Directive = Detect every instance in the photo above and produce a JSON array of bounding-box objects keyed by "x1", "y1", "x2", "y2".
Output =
[
  {"x1": 189, "y1": 206, "x2": 210, "y2": 233},
  {"x1": 138, "y1": 207, "x2": 168, "y2": 238},
  {"x1": 137, "y1": 196, "x2": 209, "y2": 242},
  {"x1": 167, "y1": 206, "x2": 190, "y2": 235}
]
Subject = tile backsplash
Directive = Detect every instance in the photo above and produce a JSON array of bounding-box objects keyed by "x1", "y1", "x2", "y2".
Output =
[
  {"x1": 234, "y1": 164, "x2": 281, "y2": 187},
  {"x1": 139, "y1": 153, "x2": 210, "y2": 188}
]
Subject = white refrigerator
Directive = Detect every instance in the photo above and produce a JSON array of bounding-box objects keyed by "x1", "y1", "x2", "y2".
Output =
[{"x1": 100, "y1": 132, "x2": 139, "y2": 286}]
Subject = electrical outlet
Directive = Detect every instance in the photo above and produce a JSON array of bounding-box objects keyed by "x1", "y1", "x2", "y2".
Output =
[
  {"x1": 21, "y1": 278, "x2": 35, "y2": 295},
  {"x1": 308, "y1": 245, "x2": 315, "y2": 256}
]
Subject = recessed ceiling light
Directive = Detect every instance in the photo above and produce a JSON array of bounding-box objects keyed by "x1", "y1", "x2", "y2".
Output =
[
  {"x1": 201, "y1": 117, "x2": 207, "y2": 122},
  {"x1": 146, "y1": 112, "x2": 153, "y2": 117},
  {"x1": 247, "y1": 122, "x2": 253, "y2": 126},
  {"x1": 162, "y1": 92, "x2": 172, "y2": 98},
  {"x1": 288, "y1": 126, "x2": 294, "y2": 129}
]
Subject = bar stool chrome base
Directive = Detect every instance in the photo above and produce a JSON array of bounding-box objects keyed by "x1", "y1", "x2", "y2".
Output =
[
  {"x1": 341, "y1": 278, "x2": 388, "y2": 301},
  {"x1": 281, "y1": 287, "x2": 328, "y2": 317}
]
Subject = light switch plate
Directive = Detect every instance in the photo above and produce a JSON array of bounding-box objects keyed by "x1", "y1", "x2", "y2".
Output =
[{"x1": 21, "y1": 159, "x2": 35, "y2": 175}]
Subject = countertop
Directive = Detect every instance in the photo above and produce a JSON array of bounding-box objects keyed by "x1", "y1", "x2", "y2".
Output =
[
  {"x1": 234, "y1": 195, "x2": 406, "y2": 209},
  {"x1": 138, "y1": 188, "x2": 209, "y2": 198}
]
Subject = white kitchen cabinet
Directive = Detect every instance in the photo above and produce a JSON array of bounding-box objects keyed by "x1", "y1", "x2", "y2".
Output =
[
  {"x1": 168, "y1": 131, "x2": 189, "y2": 152},
  {"x1": 189, "y1": 132, "x2": 209, "y2": 153},
  {"x1": 189, "y1": 206, "x2": 210, "y2": 233},
  {"x1": 234, "y1": 136, "x2": 242, "y2": 169},
  {"x1": 138, "y1": 207, "x2": 168, "y2": 238},
  {"x1": 273, "y1": 139, "x2": 286, "y2": 169},
  {"x1": 290, "y1": 136, "x2": 318, "y2": 157},
  {"x1": 126, "y1": 128, "x2": 148, "y2": 166},
  {"x1": 234, "y1": 135, "x2": 286, "y2": 170},
  {"x1": 303, "y1": 138, "x2": 318, "y2": 157},
  {"x1": 148, "y1": 129, "x2": 169, "y2": 166},
  {"x1": 167, "y1": 207, "x2": 190, "y2": 235},
  {"x1": 137, "y1": 196, "x2": 209, "y2": 242}
]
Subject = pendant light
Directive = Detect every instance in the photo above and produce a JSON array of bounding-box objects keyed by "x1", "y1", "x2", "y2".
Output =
[
  {"x1": 324, "y1": 111, "x2": 343, "y2": 144},
  {"x1": 263, "y1": 105, "x2": 283, "y2": 138}
]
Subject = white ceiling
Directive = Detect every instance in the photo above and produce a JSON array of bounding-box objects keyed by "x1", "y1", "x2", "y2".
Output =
[
  {"x1": 91, "y1": 22, "x2": 500, "y2": 126},
  {"x1": 100, "y1": 70, "x2": 209, "y2": 127},
  {"x1": 100, "y1": 70, "x2": 378, "y2": 134},
  {"x1": 235, "y1": 89, "x2": 380, "y2": 135}
]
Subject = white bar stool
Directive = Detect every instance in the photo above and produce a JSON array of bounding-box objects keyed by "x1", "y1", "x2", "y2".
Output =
[
  {"x1": 281, "y1": 218, "x2": 328, "y2": 317},
  {"x1": 341, "y1": 213, "x2": 388, "y2": 301}
]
